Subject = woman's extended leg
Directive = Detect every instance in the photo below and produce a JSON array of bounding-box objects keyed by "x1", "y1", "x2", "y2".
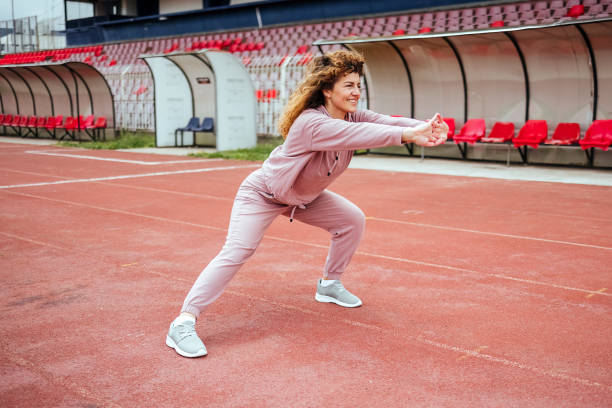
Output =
[
  {"x1": 167, "y1": 172, "x2": 286, "y2": 357},
  {"x1": 182, "y1": 190, "x2": 287, "y2": 317}
]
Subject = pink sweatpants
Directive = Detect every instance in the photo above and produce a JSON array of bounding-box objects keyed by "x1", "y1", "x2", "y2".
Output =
[{"x1": 181, "y1": 169, "x2": 365, "y2": 317}]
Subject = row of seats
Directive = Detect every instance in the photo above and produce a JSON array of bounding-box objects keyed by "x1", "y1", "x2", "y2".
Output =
[
  {"x1": 174, "y1": 117, "x2": 214, "y2": 146},
  {"x1": 0, "y1": 113, "x2": 107, "y2": 141},
  {"x1": 443, "y1": 118, "x2": 612, "y2": 163},
  {"x1": 0, "y1": 46, "x2": 104, "y2": 65}
]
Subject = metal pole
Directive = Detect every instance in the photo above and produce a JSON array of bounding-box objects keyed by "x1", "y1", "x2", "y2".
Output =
[{"x1": 11, "y1": 0, "x2": 16, "y2": 53}]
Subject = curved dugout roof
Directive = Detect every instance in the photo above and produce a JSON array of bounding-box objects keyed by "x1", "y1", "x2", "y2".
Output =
[
  {"x1": 141, "y1": 49, "x2": 257, "y2": 149},
  {"x1": 314, "y1": 18, "x2": 612, "y2": 131},
  {"x1": 0, "y1": 62, "x2": 115, "y2": 128}
]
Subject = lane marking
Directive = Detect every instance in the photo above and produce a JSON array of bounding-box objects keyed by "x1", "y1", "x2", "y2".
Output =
[
  {"x1": 458, "y1": 345, "x2": 488, "y2": 361},
  {"x1": 3, "y1": 231, "x2": 611, "y2": 391},
  {"x1": 121, "y1": 262, "x2": 138, "y2": 267},
  {"x1": 367, "y1": 216, "x2": 612, "y2": 251},
  {"x1": 0, "y1": 167, "x2": 234, "y2": 201},
  {"x1": 2, "y1": 190, "x2": 610, "y2": 299},
  {"x1": 26, "y1": 149, "x2": 222, "y2": 165},
  {"x1": 0, "y1": 164, "x2": 260, "y2": 189},
  {"x1": 586, "y1": 288, "x2": 607, "y2": 299}
]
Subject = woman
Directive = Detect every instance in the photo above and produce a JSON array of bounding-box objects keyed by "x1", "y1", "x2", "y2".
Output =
[{"x1": 167, "y1": 50, "x2": 448, "y2": 357}]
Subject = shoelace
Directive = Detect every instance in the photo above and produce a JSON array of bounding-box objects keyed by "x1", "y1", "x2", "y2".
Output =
[{"x1": 175, "y1": 324, "x2": 198, "y2": 342}]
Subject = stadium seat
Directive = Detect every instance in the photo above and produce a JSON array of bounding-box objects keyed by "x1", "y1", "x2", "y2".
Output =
[
  {"x1": 567, "y1": 4, "x2": 585, "y2": 18},
  {"x1": 85, "y1": 116, "x2": 107, "y2": 140},
  {"x1": 579, "y1": 120, "x2": 612, "y2": 151},
  {"x1": 513, "y1": 120, "x2": 548, "y2": 163},
  {"x1": 10, "y1": 115, "x2": 21, "y2": 127},
  {"x1": 454, "y1": 119, "x2": 486, "y2": 144},
  {"x1": 81, "y1": 115, "x2": 95, "y2": 130},
  {"x1": 579, "y1": 120, "x2": 612, "y2": 166},
  {"x1": 62, "y1": 116, "x2": 78, "y2": 140},
  {"x1": 481, "y1": 122, "x2": 515, "y2": 143},
  {"x1": 23, "y1": 115, "x2": 38, "y2": 138},
  {"x1": 544, "y1": 122, "x2": 580, "y2": 145},
  {"x1": 442, "y1": 117, "x2": 455, "y2": 141},
  {"x1": 454, "y1": 118, "x2": 486, "y2": 159},
  {"x1": 1, "y1": 114, "x2": 12, "y2": 126},
  {"x1": 196, "y1": 117, "x2": 214, "y2": 133},
  {"x1": 174, "y1": 117, "x2": 200, "y2": 146},
  {"x1": 513, "y1": 120, "x2": 548, "y2": 149},
  {"x1": 35, "y1": 116, "x2": 47, "y2": 129}
]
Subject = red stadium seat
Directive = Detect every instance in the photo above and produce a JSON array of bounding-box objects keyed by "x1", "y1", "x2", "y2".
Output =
[
  {"x1": 442, "y1": 117, "x2": 455, "y2": 141},
  {"x1": 454, "y1": 119, "x2": 486, "y2": 144},
  {"x1": 453, "y1": 118, "x2": 486, "y2": 158},
  {"x1": 513, "y1": 120, "x2": 548, "y2": 163},
  {"x1": 60, "y1": 116, "x2": 78, "y2": 140},
  {"x1": 35, "y1": 116, "x2": 47, "y2": 128},
  {"x1": 2, "y1": 114, "x2": 12, "y2": 126},
  {"x1": 18, "y1": 116, "x2": 28, "y2": 128},
  {"x1": 579, "y1": 120, "x2": 612, "y2": 166},
  {"x1": 513, "y1": 120, "x2": 548, "y2": 149},
  {"x1": 567, "y1": 4, "x2": 585, "y2": 18},
  {"x1": 81, "y1": 115, "x2": 95, "y2": 130},
  {"x1": 579, "y1": 120, "x2": 612, "y2": 151},
  {"x1": 10, "y1": 115, "x2": 21, "y2": 127},
  {"x1": 481, "y1": 122, "x2": 515, "y2": 143},
  {"x1": 86, "y1": 116, "x2": 107, "y2": 140},
  {"x1": 544, "y1": 123, "x2": 580, "y2": 145},
  {"x1": 418, "y1": 26, "x2": 432, "y2": 34},
  {"x1": 22, "y1": 115, "x2": 39, "y2": 137}
]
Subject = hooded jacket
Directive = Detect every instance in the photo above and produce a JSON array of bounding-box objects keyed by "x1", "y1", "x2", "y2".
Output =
[{"x1": 261, "y1": 105, "x2": 423, "y2": 206}]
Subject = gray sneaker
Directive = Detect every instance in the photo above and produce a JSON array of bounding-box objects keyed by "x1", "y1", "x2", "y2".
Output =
[
  {"x1": 315, "y1": 279, "x2": 362, "y2": 307},
  {"x1": 166, "y1": 320, "x2": 207, "y2": 358}
]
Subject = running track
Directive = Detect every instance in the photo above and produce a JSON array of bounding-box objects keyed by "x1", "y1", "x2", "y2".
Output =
[{"x1": 0, "y1": 141, "x2": 610, "y2": 407}]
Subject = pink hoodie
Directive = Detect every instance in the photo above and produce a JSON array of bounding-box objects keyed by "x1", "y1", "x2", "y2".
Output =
[{"x1": 261, "y1": 105, "x2": 424, "y2": 206}]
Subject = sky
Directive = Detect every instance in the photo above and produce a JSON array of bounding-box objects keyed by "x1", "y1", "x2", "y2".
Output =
[{"x1": 0, "y1": 0, "x2": 64, "y2": 21}]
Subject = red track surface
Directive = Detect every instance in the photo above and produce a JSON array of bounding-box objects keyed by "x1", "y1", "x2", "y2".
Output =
[{"x1": 1, "y1": 142, "x2": 610, "y2": 407}]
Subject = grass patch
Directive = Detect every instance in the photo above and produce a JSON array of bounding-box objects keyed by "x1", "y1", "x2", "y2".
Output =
[
  {"x1": 57, "y1": 131, "x2": 155, "y2": 150},
  {"x1": 189, "y1": 140, "x2": 283, "y2": 161}
]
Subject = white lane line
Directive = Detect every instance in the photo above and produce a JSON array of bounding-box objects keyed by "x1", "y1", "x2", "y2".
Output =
[
  {"x1": 1, "y1": 232, "x2": 607, "y2": 392},
  {"x1": 367, "y1": 216, "x2": 612, "y2": 251},
  {"x1": 26, "y1": 149, "x2": 222, "y2": 165},
  {"x1": 0, "y1": 164, "x2": 260, "y2": 189},
  {"x1": 2, "y1": 189, "x2": 610, "y2": 299}
]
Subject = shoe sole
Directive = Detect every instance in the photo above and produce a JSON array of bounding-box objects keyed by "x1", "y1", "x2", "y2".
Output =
[
  {"x1": 166, "y1": 335, "x2": 208, "y2": 358},
  {"x1": 315, "y1": 293, "x2": 362, "y2": 308}
]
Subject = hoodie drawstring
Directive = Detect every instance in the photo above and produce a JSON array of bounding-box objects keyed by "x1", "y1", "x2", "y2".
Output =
[
  {"x1": 327, "y1": 154, "x2": 339, "y2": 176},
  {"x1": 289, "y1": 204, "x2": 306, "y2": 222}
]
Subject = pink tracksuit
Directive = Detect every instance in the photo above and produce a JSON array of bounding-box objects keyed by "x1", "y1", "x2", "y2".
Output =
[{"x1": 182, "y1": 105, "x2": 423, "y2": 317}]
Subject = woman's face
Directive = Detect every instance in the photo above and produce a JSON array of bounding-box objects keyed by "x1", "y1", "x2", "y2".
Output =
[{"x1": 323, "y1": 72, "x2": 361, "y2": 119}]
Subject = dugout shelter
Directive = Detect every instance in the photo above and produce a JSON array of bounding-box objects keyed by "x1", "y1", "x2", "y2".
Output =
[
  {"x1": 142, "y1": 49, "x2": 257, "y2": 149},
  {"x1": 0, "y1": 61, "x2": 115, "y2": 139}
]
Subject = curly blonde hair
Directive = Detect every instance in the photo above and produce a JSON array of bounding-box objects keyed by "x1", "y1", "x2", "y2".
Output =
[{"x1": 277, "y1": 49, "x2": 365, "y2": 139}]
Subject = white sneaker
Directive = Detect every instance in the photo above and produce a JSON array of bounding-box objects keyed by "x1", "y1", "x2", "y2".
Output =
[
  {"x1": 166, "y1": 320, "x2": 207, "y2": 358},
  {"x1": 315, "y1": 279, "x2": 362, "y2": 307}
]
